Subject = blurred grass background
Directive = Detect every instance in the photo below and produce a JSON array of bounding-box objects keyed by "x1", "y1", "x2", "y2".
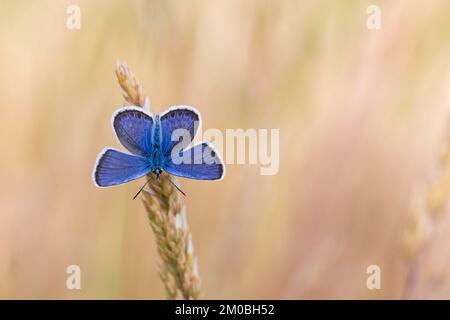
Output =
[{"x1": 1, "y1": 0, "x2": 450, "y2": 299}]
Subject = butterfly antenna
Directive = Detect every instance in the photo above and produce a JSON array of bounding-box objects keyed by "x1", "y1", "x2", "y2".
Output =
[
  {"x1": 169, "y1": 178, "x2": 187, "y2": 197},
  {"x1": 132, "y1": 179, "x2": 151, "y2": 200}
]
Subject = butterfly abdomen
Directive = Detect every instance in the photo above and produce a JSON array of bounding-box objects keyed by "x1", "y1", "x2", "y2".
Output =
[{"x1": 150, "y1": 115, "x2": 163, "y2": 169}]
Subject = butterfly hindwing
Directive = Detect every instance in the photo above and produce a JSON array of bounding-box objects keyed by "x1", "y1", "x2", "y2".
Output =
[
  {"x1": 163, "y1": 142, "x2": 225, "y2": 180},
  {"x1": 113, "y1": 107, "x2": 153, "y2": 157},
  {"x1": 93, "y1": 148, "x2": 152, "y2": 187},
  {"x1": 160, "y1": 106, "x2": 200, "y2": 156}
]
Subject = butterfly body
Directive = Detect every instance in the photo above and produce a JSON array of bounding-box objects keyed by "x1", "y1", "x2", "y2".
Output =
[
  {"x1": 93, "y1": 106, "x2": 225, "y2": 188},
  {"x1": 149, "y1": 115, "x2": 163, "y2": 171}
]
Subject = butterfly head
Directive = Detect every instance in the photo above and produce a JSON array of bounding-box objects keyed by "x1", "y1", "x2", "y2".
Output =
[{"x1": 154, "y1": 168, "x2": 162, "y2": 180}]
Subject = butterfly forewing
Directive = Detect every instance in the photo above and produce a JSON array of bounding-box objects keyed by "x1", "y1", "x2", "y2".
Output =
[
  {"x1": 160, "y1": 107, "x2": 200, "y2": 157},
  {"x1": 113, "y1": 107, "x2": 154, "y2": 157}
]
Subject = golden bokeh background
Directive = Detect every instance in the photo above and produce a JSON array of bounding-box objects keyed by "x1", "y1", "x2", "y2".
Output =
[{"x1": 1, "y1": 0, "x2": 450, "y2": 299}]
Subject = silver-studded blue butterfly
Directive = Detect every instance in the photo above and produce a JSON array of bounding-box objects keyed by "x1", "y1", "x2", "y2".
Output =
[{"x1": 93, "y1": 106, "x2": 225, "y2": 188}]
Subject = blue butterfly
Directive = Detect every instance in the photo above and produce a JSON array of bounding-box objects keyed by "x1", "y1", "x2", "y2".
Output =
[{"x1": 93, "y1": 106, "x2": 225, "y2": 188}]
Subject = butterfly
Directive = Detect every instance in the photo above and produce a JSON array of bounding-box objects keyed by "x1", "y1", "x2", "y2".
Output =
[{"x1": 93, "y1": 106, "x2": 225, "y2": 189}]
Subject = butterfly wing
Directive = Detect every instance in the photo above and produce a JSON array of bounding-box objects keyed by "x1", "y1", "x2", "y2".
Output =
[
  {"x1": 160, "y1": 106, "x2": 200, "y2": 157},
  {"x1": 93, "y1": 148, "x2": 152, "y2": 187},
  {"x1": 113, "y1": 106, "x2": 153, "y2": 157},
  {"x1": 162, "y1": 142, "x2": 225, "y2": 180}
]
